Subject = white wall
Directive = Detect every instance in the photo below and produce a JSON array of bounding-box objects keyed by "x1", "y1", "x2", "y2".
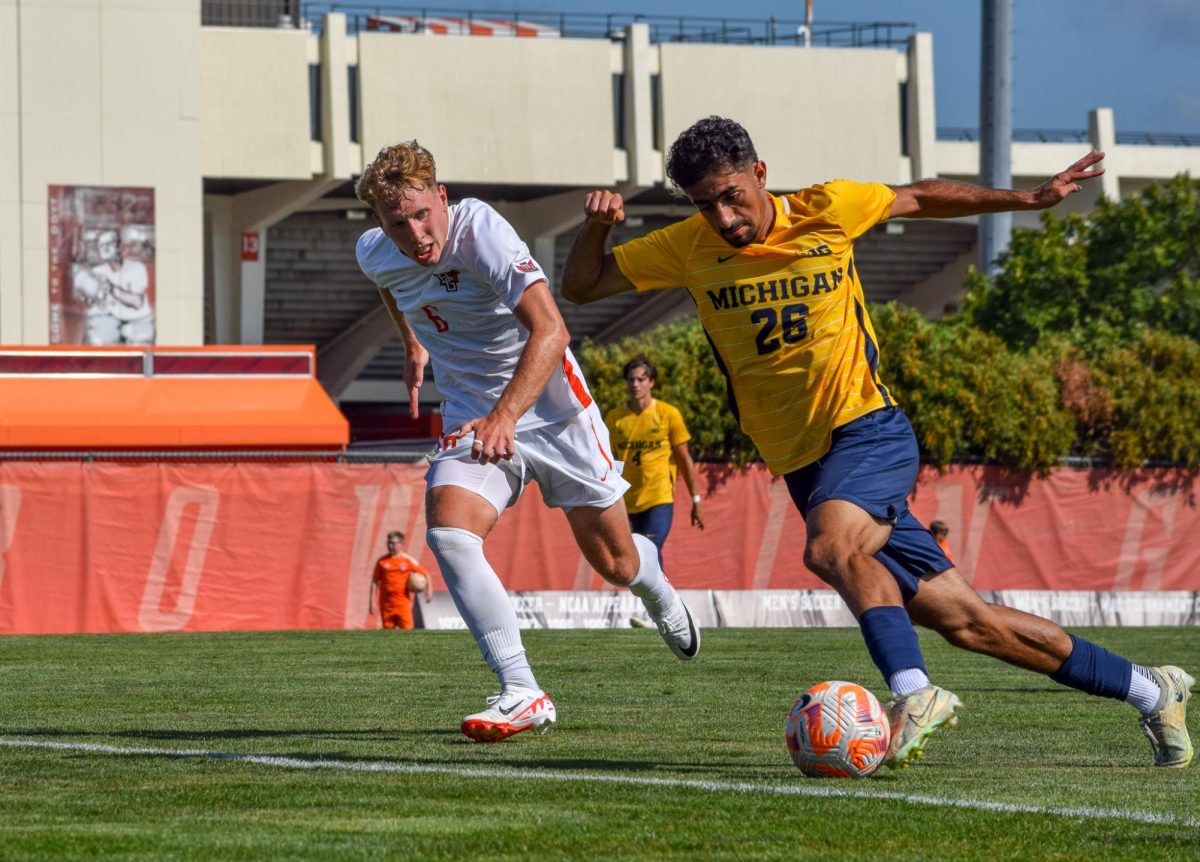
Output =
[
  {"x1": 659, "y1": 44, "x2": 907, "y2": 189},
  {"x1": 4, "y1": 0, "x2": 203, "y2": 345},
  {"x1": 357, "y1": 32, "x2": 617, "y2": 186},
  {"x1": 200, "y1": 26, "x2": 313, "y2": 180},
  {"x1": 0, "y1": 0, "x2": 21, "y2": 342}
]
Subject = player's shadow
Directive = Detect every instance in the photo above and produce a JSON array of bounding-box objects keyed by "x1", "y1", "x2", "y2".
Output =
[
  {"x1": 2, "y1": 726, "x2": 752, "y2": 776},
  {"x1": 0, "y1": 725, "x2": 460, "y2": 745}
]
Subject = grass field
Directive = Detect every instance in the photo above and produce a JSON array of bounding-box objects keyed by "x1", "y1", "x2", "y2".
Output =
[{"x1": 1, "y1": 626, "x2": 1197, "y2": 860}]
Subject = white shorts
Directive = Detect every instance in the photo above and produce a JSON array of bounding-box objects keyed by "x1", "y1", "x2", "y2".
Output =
[{"x1": 425, "y1": 401, "x2": 630, "y2": 517}]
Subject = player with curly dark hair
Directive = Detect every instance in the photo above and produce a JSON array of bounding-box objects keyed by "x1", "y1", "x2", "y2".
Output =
[
  {"x1": 664, "y1": 116, "x2": 758, "y2": 192},
  {"x1": 561, "y1": 115, "x2": 1192, "y2": 771}
]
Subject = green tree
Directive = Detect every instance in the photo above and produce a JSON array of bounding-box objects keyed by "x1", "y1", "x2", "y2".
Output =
[
  {"x1": 576, "y1": 319, "x2": 757, "y2": 465},
  {"x1": 962, "y1": 173, "x2": 1200, "y2": 351},
  {"x1": 872, "y1": 303, "x2": 1074, "y2": 474},
  {"x1": 1089, "y1": 331, "x2": 1200, "y2": 467}
]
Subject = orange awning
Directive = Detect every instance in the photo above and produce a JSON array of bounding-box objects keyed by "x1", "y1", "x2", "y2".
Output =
[{"x1": 0, "y1": 346, "x2": 348, "y2": 450}]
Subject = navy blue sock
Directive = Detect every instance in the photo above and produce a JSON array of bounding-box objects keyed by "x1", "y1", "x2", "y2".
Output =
[
  {"x1": 859, "y1": 606, "x2": 926, "y2": 682},
  {"x1": 1050, "y1": 634, "x2": 1133, "y2": 701}
]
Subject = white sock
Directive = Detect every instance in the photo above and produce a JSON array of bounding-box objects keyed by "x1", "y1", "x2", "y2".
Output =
[
  {"x1": 888, "y1": 668, "x2": 931, "y2": 697},
  {"x1": 626, "y1": 533, "x2": 676, "y2": 617},
  {"x1": 1126, "y1": 665, "x2": 1162, "y2": 714},
  {"x1": 426, "y1": 527, "x2": 538, "y2": 692}
]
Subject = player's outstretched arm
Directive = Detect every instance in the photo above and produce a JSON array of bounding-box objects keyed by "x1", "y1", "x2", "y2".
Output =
[
  {"x1": 673, "y1": 441, "x2": 705, "y2": 529},
  {"x1": 561, "y1": 190, "x2": 637, "y2": 305},
  {"x1": 378, "y1": 288, "x2": 429, "y2": 419},
  {"x1": 456, "y1": 280, "x2": 569, "y2": 465},
  {"x1": 888, "y1": 150, "x2": 1106, "y2": 219}
]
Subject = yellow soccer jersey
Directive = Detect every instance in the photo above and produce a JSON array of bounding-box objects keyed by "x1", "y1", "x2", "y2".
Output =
[
  {"x1": 612, "y1": 180, "x2": 895, "y2": 475},
  {"x1": 605, "y1": 399, "x2": 691, "y2": 514}
]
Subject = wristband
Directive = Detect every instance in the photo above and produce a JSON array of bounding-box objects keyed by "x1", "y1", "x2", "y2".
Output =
[{"x1": 692, "y1": 494, "x2": 702, "y2": 504}]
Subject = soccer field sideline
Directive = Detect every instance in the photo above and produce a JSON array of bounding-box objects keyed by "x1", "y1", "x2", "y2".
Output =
[
  {"x1": 4, "y1": 628, "x2": 1196, "y2": 859},
  {"x1": 3, "y1": 736, "x2": 1195, "y2": 830}
]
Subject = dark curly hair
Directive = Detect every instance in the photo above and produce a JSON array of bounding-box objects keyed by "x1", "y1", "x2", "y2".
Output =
[{"x1": 665, "y1": 116, "x2": 759, "y2": 190}]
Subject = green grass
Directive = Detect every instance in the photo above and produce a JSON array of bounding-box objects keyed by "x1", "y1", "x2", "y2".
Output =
[{"x1": 0, "y1": 627, "x2": 1197, "y2": 861}]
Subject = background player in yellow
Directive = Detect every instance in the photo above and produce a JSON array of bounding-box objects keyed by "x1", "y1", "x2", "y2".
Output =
[
  {"x1": 605, "y1": 356, "x2": 704, "y2": 566},
  {"x1": 561, "y1": 115, "x2": 1192, "y2": 772}
]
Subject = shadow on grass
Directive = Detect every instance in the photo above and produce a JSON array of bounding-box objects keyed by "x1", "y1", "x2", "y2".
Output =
[
  {"x1": 1, "y1": 726, "x2": 442, "y2": 743},
  {"x1": 0, "y1": 726, "x2": 727, "y2": 775}
]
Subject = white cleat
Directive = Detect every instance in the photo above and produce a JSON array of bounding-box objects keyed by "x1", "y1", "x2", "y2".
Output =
[
  {"x1": 645, "y1": 592, "x2": 700, "y2": 661},
  {"x1": 1140, "y1": 666, "x2": 1194, "y2": 768},
  {"x1": 460, "y1": 688, "x2": 556, "y2": 743}
]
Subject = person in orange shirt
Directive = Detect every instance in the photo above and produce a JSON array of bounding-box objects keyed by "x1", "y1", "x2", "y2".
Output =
[
  {"x1": 929, "y1": 520, "x2": 953, "y2": 565},
  {"x1": 370, "y1": 530, "x2": 432, "y2": 630}
]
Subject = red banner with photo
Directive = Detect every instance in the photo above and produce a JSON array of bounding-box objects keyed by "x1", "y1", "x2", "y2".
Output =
[
  {"x1": 0, "y1": 461, "x2": 1196, "y2": 634},
  {"x1": 47, "y1": 185, "x2": 156, "y2": 346}
]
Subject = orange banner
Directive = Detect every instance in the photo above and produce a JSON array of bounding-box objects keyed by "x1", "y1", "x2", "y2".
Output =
[{"x1": 0, "y1": 461, "x2": 1196, "y2": 634}]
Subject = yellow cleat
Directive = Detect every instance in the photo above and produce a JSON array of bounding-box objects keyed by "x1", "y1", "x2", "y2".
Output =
[
  {"x1": 1140, "y1": 666, "x2": 1194, "y2": 768},
  {"x1": 884, "y1": 685, "x2": 962, "y2": 770}
]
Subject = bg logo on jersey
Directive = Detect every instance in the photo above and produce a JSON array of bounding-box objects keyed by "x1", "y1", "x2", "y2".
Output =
[{"x1": 435, "y1": 270, "x2": 459, "y2": 291}]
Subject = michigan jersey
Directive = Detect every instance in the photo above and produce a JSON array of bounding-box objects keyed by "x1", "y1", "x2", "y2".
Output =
[
  {"x1": 612, "y1": 180, "x2": 895, "y2": 475},
  {"x1": 605, "y1": 398, "x2": 691, "y2": 514}
]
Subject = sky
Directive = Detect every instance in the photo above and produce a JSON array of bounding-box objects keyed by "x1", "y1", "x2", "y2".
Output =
[{"x1": 351, "y1": 0, "x2": 1200, "y2": 137}]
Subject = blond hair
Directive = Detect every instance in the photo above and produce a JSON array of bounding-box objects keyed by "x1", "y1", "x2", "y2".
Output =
[{"x1": 355, "y1": 141, "x2": 438, "y2": 210}]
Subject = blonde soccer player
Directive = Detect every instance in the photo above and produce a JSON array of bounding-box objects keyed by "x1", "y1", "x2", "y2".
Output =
[{"x1": 355, "y1": 141, "x2": 699, "y2": 743}]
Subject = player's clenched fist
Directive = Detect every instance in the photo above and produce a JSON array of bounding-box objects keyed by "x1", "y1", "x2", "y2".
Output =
[{"x1": 584, "y1": 190, "x2": 625, "y2": 226}]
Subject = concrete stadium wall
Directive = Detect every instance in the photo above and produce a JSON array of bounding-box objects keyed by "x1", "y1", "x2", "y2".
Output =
[
  {"x1": 357, "y1": 32, "x2": 619, "y2": 186},
  {"x1": 0, "y1": 0, "x2": 204, "y2": 345},
  {"x1": 200, "y1": 26, "x2": 314, "y2": 179},
  {"x1": 659, "y1": 44, "x2": 907, "y2": 188}
]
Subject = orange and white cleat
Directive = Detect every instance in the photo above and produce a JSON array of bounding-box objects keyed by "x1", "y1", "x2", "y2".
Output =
[{"x1": 460, "y1": 688, "x2": 557, "y2": 743}]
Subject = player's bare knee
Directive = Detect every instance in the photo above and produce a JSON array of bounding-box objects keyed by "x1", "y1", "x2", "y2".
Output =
[
  {"x1": 592, "y1": 550, "x2": 638, "y2": 586},
  {"x1": 940, "y1": 615, "x2": 1005, "y2": 655},
  {"x1": 803, "y1": 539, "x2": 853, "y2": 587}
]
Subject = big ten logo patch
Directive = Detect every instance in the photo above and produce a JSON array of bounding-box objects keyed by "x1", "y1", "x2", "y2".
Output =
[{"x1": 435, "y1": 270, "x2": 460, "y2": 291}]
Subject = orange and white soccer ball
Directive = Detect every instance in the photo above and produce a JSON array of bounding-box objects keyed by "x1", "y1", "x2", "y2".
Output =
[
  {"x1": 407, "y1": 571, "x2": 429, "y2": 593},
  {"x1": 785, "y1": 680, "x2": 891, "y2": 778}
]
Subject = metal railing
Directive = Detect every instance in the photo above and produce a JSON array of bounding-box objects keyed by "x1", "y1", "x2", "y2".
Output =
[
  {"x1": 203, "y1": 0, "x2": 303, "y2": 28},
  {"x1": 939, "y1": 127, "x2": 1200, "y2": 147},
  {"x1": 294, "y1": 4, "x2": 914, "y2": 47}
]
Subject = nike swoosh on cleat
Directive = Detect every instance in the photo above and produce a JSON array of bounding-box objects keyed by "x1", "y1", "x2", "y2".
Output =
[
  {"x1": 679, "y1": 607, "x2": 699, "y2": 658},
  {"x1": 498, "y1": 702, "x2": 519, "y2": 716}
]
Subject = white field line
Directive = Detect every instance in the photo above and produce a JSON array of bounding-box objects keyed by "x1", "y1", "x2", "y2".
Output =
[{"x1": 2, "y1": 736, "x2": 1197, "y2": 829}]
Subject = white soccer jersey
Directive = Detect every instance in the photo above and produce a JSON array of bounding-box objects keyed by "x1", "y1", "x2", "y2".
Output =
[{"x1": 356, "y1": 198, "x2": 594, "y2": 433}]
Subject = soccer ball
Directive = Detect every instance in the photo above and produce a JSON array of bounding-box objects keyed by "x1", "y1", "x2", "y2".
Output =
[
  {"x1": 407, "y1": 571, "x2": 429, "y2": 593},
  {"x1": 785, "y1": 680, "x2": 891, "y2": 778}
]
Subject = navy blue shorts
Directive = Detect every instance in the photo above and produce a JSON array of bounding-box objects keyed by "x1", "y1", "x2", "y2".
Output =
[
  {"x1": 628, "y1": 502, "x2": 674, "y2": 566},
  {"x1": 783, "y1": 408, "x2": 953, "y2": 602}
]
